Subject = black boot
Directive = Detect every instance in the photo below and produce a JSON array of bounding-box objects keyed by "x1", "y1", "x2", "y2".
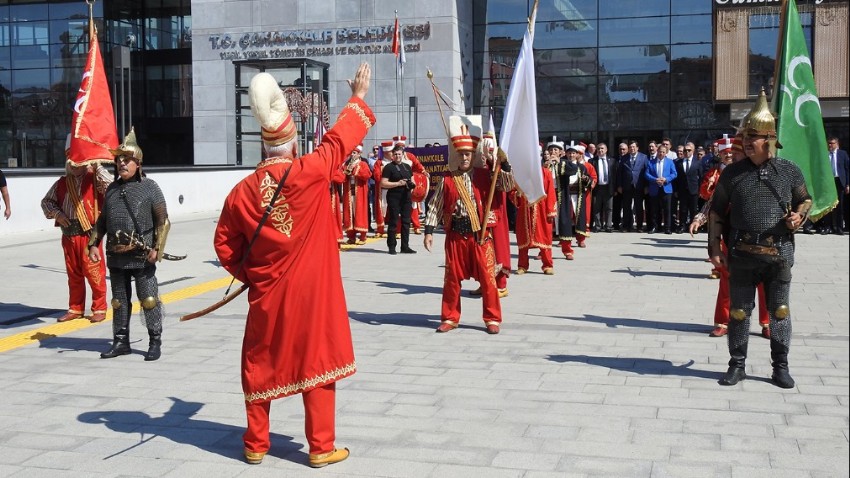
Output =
[
  {"x1": 145, "y1": 335, "x2": 162, "y2": 361},
  {"x1": 720, "y1": 343, "x2": 747, "y2": 386},
  {"x1": 770, "y1": 341, "x2": 795, "y2": 389},
  {"x1": 101, "y1": 335, "x2": 131, "y2": 358}
]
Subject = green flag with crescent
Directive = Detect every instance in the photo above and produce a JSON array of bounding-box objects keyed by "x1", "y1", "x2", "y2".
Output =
[{"x1": 771, "y1": 0, "x2": 836, "y2": 221}]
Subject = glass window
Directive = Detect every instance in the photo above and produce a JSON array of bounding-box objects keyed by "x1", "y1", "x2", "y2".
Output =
[
  {"x1": 474, "y1": 0, "x2": 529, "y2": 25},
  {"x1": 671, "y1": 44, "x2": 712, "y2": 100},
  {"x1": 12, "y1": 69, "x2": 51, "y2": 94},
  {"x1": 672, "y1": 0, "x2": 712, "y2": 16},
  {"x1": 484, "y1": 23, "x2": 528, "y2": 44},
  {"x1": 672, "y1": 101, "x2": 724, "y2": 129},
  {"x1": 9, "y1": 3, "x2": 49, "y2": 22},
  {"x1": 598, "y1": 0, "x2": 668, "y2": 19},
  {"x1": 748, "y1": 11, "x2": 813, "y2": 96},
  {"x1": 537, "y1": 0, "x2": 597, "y2": 21},
  {"x1": 599, "y1": 17, "x2": 669, "y2": 47},
  {"x1": 50, "y1": 18, "x2": 89, "y2": 48},
  {"x1": 145, "y1": 15, "x2": 190, "y2": 50},
  {"x1": 146, "y1": 64, "x2": 192, "y2": 117},
  {"x1": 50, "y1": 67, "x2": 80, "y2": 95},
  {"x1": 537, "y1": 75, "x2": 597, "y2": 104},
  {"x1": 49, "y1": 2, "x2": 100, "y2": 20},
  {"x1": 0, "y1": 70, "x2": 10, "y2": 109},
  {"x1": 12, "y1": 21, "x2": 49, "y2": 45},
  {"x1": 11, "y1": 44, "x2": 50, "y2": 69},
  {"x1": 49, "y1": 41, "x2": 87, "y2": 69},
  {"x1": 538, "y1": 103, "x2": 597, "y2": 132},
  {"x1": 0, "y1": 6, "x2": 10, "y2": 23},
  {"x1": 598, "y1": 101, "x2": 669, "y2": 130},
  {"x1": 671, "y1": 14, "x2": 711, "y2": 44},
  {"x1": 535, "y1": 19, "x2": 597, "y2": 49},
  {"x1": 599, "y1": 46, "x2": 669, "y2": 75},
  {"x1": 1, "y1": 23, "x2": 10, "y2": 46},
  {"x1": 536, "y1": 47, "x2": 597, "y2": 77},
  {"x1": 0, "y1": 45, "x2": 9, "y2": 70},
  {"x1": 599, "y1": 73, "x2": 669, "y2": 103}
]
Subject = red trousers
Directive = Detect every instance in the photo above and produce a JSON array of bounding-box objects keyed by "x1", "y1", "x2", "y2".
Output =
[
  {"x1": 559, "y1": 240, "x2": 575, "y2": 255},
  {"x1": 63, "y1": 234, "x2": 107, "y2": 315},
  {"x1": 715, "y1": 265, "x2": 769, "y2": 327},
  {"x1": 441, "y1": 231, "x2": 501, "y2": 325},
  {"x1": 244, "y1": 382, "x2": 336, "y2": 455},
  {"x1": 518, "y1": 247, "x2": 553, "y2": 271}
]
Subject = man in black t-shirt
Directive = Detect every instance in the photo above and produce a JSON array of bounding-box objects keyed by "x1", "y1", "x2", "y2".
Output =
[{"x1": 380, "y1": 144, "x2": 415, "y2": 254}]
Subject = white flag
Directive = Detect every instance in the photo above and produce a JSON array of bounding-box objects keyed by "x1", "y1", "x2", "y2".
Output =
[
  {"x1": 397, "y1": 26, "x2": 406, "y2": 75},
  {"x1": 499, "y1": 10, "x2": 544, "y2": 204}
]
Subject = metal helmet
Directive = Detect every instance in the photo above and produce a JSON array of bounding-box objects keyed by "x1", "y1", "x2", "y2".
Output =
[
  {"x1": 110, "y1": 127, "x2": 144, "y2": 162},
  {"x1": 741, "y1": 87, "x2": 782, "y2": 149}
]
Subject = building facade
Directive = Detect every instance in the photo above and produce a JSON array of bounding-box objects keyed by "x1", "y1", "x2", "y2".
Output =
[{"x1": 2, "y1": 0, "x2": 848, "y2": 169}]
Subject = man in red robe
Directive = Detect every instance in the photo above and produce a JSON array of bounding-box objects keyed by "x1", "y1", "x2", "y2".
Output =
[
  {"x1": 214, "y1": 63, "x2": 374, "y2": 469},
  {"x1": 424, "y1": 116, "x2": 513, "y2": 334},
  {"x1": 340, "y1": 145, "x2": 371, "y2": 244},
  {"x1": 577, "y1": 152, "x2": 596, "y2": 248},
  {"x1": 41, "y1": 136, "x2": 112, "y2": 323},
  {"x1": 512, "y1": 159, "x2": 557, "y2": 275}
]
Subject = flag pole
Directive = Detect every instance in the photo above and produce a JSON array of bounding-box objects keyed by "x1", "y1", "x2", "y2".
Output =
[
  {"x1": 770, "y1": 0, "x2": 789, "y2": 109},
  {"x1": 479, "y1": 0, "x2": 538, "y2": 244},
  {"x1": 394, "y1": 11, "x2": 400, "y2": 135}
]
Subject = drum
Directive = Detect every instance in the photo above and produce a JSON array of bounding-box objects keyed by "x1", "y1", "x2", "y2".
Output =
[{"x1": 410, "y1": 171, "x2": 429, "y2": 203}]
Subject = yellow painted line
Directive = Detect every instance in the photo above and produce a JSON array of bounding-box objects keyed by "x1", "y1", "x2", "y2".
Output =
[{"x1": 0, "y1": 276, "x2": 236, "y2": 353}]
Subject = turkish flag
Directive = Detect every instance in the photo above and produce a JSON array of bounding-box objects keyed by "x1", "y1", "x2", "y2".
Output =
[
  {"x1": 391, "y1": 16, "x2": 400, "y2": 57},
  {"x1": 68, "y1": 21, "x2": 119, "y2": 165}
]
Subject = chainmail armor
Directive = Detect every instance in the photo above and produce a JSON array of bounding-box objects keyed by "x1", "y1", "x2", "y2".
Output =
[
  {"x1": 99, "y1": 178, "x2": 168, "y2": 269},
  {"x1": 713, "y1": 156, "x2": 808, "y2": 356},
  {"x1": 109, "y1": 265, "x2": 162, "y2": 338}
]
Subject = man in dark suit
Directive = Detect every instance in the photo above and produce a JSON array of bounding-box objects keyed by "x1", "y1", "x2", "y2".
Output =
[
  {"x1": 616, "y1": 140, "x2": 648, "y2": 232},
  {"x1": 674, "y1": 141, "x2": 703, "y2": 233},
  {"x1": 824, "y1": 136, "x2": 850, "y2": 235},
  {"x1": 590, "y1": 142, "x2": 616, "y2": 232}
]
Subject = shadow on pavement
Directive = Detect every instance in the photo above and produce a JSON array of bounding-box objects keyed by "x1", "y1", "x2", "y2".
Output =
[
  {"x1": 349, "y1": 311, "x2": 440, "y2": 329},
  {"x1": 0, "y1": 303, "x2": 64, "y2": 327},
  {"x1": 532, "y1": 313, "x2": 710, "y2": 335},
  {"x1": 37, "y1": 335, "x2": 144, "y2": 355},
  {"x1": 78, "y1": 397, "x2": 303, "y2": 464},
  {"x1": 547, "y1": 355, "x2": 720, "y2": 379},
  {"x1": 640, "y1": 238, "x2": 705, "y2": 249},
  {"x1": 354, "y1": 280, "x2": 443, "y2": 295},
  {"x1": 611, "y1": 268, "x2": 708, "y2": 279},
  {"x1": 619, "y1": 253, "x2": 707, "y2": 263}
]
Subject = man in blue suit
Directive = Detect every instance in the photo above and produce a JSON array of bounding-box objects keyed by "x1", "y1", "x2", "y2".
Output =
[
  {"x1": 645, "y1": 144, "x2": 678, "y2": 234},
  {"x1": 616, "y1": 140, "x2": 648, "y2": 232},
  {"x1": 675, "y1": 141, "x2": 703, "y2": 233},
  {"x1": 824, "y1": 136, "x2": 849, "y2": 235}
]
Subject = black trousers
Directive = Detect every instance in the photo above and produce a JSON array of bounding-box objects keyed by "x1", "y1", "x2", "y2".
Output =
[
  {"x1": 385, "y1": 193, "x2": 411, "y2": 251},
  {"x1": 649, "y1": 192, "x2": 672, "y2": 231},
  {"x1": 678, "y1": 190, "x2": 699, "y2": 229},
  {"x1": 620, "y1": 185, "x2": 644, "y2": 230}
]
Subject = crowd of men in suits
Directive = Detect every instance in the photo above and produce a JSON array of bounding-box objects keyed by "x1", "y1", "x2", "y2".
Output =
[{"x1": 573, "y1": 136, "x2": 849, "y2": 237}]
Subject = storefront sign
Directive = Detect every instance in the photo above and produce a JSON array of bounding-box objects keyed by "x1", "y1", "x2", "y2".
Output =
[
  {"x1": 207, "y1": 23, "x2": 431, "y2": 60},
  {"x1": 714, "y1": 0, "x2": 832, "y2": 7}
]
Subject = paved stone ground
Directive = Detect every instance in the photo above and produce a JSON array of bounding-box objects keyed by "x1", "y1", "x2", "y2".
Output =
[{"x1": 1, "y1": 212, "x2": 847, "y2": 477}]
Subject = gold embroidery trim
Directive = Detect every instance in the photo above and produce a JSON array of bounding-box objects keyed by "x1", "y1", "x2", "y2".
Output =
[
  {"x1": 339, "y1": 102, "x2": 373, "y2": 129},
  {"x1": 244, "y1": 361, "x2": 357, "y2": 402},
  {"x1": 259, "y1": 172, "x2": 294, "y2": 237},
  {"x1": 256, "y1": 157, "x2": 292, "y2": 171}
]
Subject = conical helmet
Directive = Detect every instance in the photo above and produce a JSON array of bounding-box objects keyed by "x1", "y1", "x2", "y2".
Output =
[
  {"x1": 741, "y1": 87, "x2": 782, "y2": 148},
  {"x1": 109, "y1": 127, "x2": 144, "y2": 162}
]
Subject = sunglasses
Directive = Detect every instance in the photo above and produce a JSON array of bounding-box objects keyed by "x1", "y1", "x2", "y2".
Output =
[{"x1": 685, "y1": 149, "x2": 692, "y2": 152}]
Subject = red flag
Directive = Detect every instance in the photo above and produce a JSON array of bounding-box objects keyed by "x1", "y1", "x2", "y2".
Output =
[
  {"x1": 391, "y1": 16, "x2": 400, "y2": 57},
  {"x1": 69, "y1": 21, "x2": 118, "y2": 165}
]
